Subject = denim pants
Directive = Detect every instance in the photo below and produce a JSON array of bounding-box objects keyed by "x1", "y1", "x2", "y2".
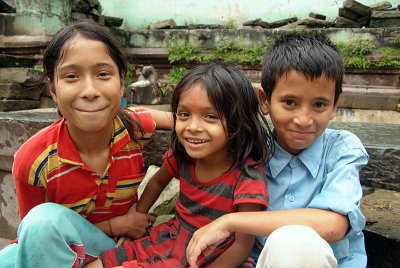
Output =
[{"x1": 0, "y1": 203, "x2": 115, "y2": 268}]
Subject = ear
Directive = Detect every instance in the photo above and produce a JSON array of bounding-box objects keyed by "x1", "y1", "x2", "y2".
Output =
[
  {"x1": 48, "y1": 78, "x2": 57, "y2": 103},
  {"x1": 258, "y1": 87, "x2": 269, "y2": 115},
  {"x1": 330, "y1": 96, "x2": 340, "y2": 120},
  {"x1": 120, "y1": 83, "x2": 126, "y2": 98}
]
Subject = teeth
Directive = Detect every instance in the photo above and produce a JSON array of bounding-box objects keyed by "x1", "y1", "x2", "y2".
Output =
[{"x1": 187, "y1": 138, "x2": 206, "y2": 144}]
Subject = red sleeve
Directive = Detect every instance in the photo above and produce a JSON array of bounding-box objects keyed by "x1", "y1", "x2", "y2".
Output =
[
  {"x1": 12, "y1": 146, "x2": 46, "y2": 220},
  {"x1": 14, "y1": 177, "x2": 45, "y2": 220},
  {"x1": 127, "y1": 108, "x2": 156, "y2": 135},
  {"x1": 233, "y1": 165, "x2": 269, "y2": 210}
]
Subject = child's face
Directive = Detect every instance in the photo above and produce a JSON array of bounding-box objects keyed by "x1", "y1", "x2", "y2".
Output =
[
  {"x1": 259, "y1": 70, "x2": 338, "y2": 155},
  {"x1": 50, "y1": 35, "x2": 124, "y2": 135},
  {"x1": 175, "y1": 83, "x2": 229, "y2": 164}
]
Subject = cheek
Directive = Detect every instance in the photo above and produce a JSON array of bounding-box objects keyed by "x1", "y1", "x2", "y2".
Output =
[{"x1": 174, "y1": 121, "x2": 185, "y2": 134}]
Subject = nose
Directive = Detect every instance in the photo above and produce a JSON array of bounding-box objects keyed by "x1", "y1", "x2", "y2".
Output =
[
  {"x1": 80, "y1": 77, "x2": 100, "y2": 100},
  {"x1": 293, "y1": 108, "x2": 313, "y2": 127},
  {"x1": 186, "y1": 116, "x2": 203, "y2": 132}
]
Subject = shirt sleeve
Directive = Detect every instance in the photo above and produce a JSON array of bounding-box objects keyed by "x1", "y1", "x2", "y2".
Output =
[
  {"x1": 127, "y1": 107, "x2": 156, "y2": 148},
  {"x1": 233, "y1": 163, "x2": 269, "y2": 210},
  {"x1": 12, "y1": 145, "x2": 46, "y2": 220},
  {"x1": 307, "y1": 131, "x2": 369, "y2": 233}
]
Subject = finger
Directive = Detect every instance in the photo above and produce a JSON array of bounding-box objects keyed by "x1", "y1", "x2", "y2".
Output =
[
  {"x1": 186, "y1": 240, "x2": 203, "y2": 266},
  {"x1": 148, "y1": 214, "x2": 157, "y2": 222},
  {"x1": 116, "y1": 236, "x2": 126, "y2": 246},
  {"x1": 241, "y1": 263, "x2": 254, "y2": 268},
  {"x1": 202, "y1": 245, "x2": 216, "y2": 257}
]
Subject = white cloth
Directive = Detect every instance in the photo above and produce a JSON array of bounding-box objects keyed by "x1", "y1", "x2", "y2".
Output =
[{"x1": 256, "y1": 225, "x2": 337, "y2": 268}]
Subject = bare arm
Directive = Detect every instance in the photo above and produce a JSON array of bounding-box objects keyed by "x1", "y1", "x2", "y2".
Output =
[
  {"x1": 93, "y1": 165, "x2": 172, "y2": 238},
  {"x1": 130, "y1": 106, "x2": 173, "y2": 130},
  {"x1": 187, "y1": 208, "x2": 348, "y2": 267},
  {"x1": 225, "y1": 209, "x2": 348, "y2": 241},
  {"x1": 207, "y1": 204, "x2": 262, "y2": 268},
  {"x1": 136, "y1": 164, "x2": 173, "y2": 214}
]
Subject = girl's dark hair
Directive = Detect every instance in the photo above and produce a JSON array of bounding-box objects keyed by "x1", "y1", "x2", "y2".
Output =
[
  {"x1": 43, "y1": 20, "x2": 143, "y2": 142},
  {"x1": 170, "y1": 62, "x2": 274, "y2": 176},
  {"x1": 261, "y1": 31, "x2": 344, "y2": 104}
]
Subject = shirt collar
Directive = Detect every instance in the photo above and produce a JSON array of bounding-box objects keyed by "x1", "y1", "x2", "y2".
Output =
[
  {"x1": 269, "y1": 131, "x2": 324, "y2": 180},
  {"x1": 57, "y1": 116, "x2": 130, "y2": 165}
]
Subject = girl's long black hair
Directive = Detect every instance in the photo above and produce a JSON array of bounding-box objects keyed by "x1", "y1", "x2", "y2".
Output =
[{"x1": 170, "y1": 62, "x2": 274, "y2": 176}]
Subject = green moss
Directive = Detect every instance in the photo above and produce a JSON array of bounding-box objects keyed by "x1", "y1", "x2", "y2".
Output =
[
  {"x1": 166, "y1": 35, "x2": 399, "y2": 70},
  {"x1": 167, "y1": 36, "x2": 269, "y2": 66}
]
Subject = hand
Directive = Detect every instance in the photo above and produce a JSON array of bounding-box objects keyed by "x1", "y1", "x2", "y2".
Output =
[
  {"x1": 118, "y1": 205, "x2": 156, "y2": 239},
  {"x1": 186, "y1": 217, "x2": 231, "y2": 268},
  {"x1": 239, "y1": 257, "x2": 256, "y2": 268}
]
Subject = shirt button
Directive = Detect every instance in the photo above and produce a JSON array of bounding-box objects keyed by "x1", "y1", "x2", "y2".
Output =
[{"x1": 288, "y1": 195, "x2": 295, "y2": 202}]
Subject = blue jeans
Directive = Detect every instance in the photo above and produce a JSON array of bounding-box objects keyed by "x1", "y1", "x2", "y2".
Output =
[{"x1": 0, "y1": 203, "x2": 115, "y2": 268}]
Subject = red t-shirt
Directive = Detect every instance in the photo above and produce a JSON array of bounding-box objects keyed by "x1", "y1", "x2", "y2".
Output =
[{"x1": 13, "y1": 109, "x2": 155, "y2": 223}]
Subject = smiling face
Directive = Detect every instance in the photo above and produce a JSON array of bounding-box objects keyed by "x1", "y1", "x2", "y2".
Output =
[
  {"x1": 260, "y1": 70, "x2": 338, "y2": 155},
  {"x1": 50, "y1": 35, "x2": 124, "y2": 136},
  {"x1": 175, "y1": 83, "x2": 229, "y2": 164}
]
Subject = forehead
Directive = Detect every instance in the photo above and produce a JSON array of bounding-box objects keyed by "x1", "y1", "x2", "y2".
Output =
[
  {"x1": 274, "y1": 70, "x2": 336, "y2": 97},
  {"x1": 58, "y1": 35, "x2": 112, "y2": 64},
  {"x1": 178, "y1": 83, "x2": 215, "y2": 109}
]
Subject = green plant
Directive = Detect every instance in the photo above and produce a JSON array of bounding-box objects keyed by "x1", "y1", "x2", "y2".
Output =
[
  {"x1": 32, "y1": 64, "x2": 44, "y2": 74},
  {"x1": 336, "y1": 37, "x2": 375, "y2": 57},
  {"x1": 125, "y1": 64, "x2": 136, "y2": 85},
  {"x1": 388, "y1": 36, "x2": 400, "y2": 48},
  {"x1": 168, "y1": 67, "x2": 188, "y2": 83},
  {"x1": 167, "y1": 36, "x2": 270, "y2": 66}
]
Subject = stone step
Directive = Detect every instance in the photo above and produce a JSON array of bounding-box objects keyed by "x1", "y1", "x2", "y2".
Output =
[{"x1": 0, "y1": 237, "x2": 10, "y2": 250}]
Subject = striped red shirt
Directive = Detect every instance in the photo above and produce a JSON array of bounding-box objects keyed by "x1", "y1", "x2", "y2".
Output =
[{"x1": 13, "y1": 108, "x2": 155, "y2": 223}]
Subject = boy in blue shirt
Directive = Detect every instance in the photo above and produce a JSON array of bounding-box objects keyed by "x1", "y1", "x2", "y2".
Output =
[{"x1": 186, "y1": 32, "x2": 369, "y2": 268}]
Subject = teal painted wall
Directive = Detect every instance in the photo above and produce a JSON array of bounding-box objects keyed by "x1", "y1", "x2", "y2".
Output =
[{"x1": 99, "y1": 0, "x2": 400, "y2": 30}]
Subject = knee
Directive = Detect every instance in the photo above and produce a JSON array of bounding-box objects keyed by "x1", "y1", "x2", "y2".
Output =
[
  {"x1": 18, "y1": 203, "x2": 70, "y2": 235},
  {"x1": 268, "y1": 225, "x2": 320, "y2": 244},
  {"x1": 258, "y1": 225, "x2": 337, "y2": 268}
]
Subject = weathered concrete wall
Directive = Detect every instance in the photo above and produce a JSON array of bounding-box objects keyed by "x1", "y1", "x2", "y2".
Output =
[
  {"x1": 13, "y1": 0, "x2": 71, "y2": 35},
  {"x1": 98, "y1": 0, "x2": 400, "y2": 30}
]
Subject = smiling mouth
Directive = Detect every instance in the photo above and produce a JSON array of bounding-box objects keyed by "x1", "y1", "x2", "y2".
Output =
[
  {"x1": 75, "y1": 107, "x2": 106, "y2": 113},
  {"x1": 186, "y1": 138, "x2": 208, "y2": 144},
  {"x1": 290, "y1": 130, "x2": 314, "y2": 138}
]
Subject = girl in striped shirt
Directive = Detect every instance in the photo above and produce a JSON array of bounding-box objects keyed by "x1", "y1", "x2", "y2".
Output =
[{"x1": 88, "y1": 62, "x2": 274, "y2": 268}]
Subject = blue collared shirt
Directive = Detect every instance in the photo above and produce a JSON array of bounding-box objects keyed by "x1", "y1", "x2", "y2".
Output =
[{"x1": 259, "y1": 128, "x2": 369, "y2": 267}]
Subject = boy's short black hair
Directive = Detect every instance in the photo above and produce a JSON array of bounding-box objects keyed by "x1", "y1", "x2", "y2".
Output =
[{"x1": 261, "y1": 31, "x2": 344, "y2": 104}]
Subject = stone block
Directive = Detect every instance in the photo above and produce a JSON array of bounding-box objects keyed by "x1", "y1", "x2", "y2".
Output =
[
  {"x1": 0, "y1": 110, "x2": 57, "y2": 165},
  {"x1": 0, "y1": 172, "x2": 19, "y2": 240},
  {"x1": 0, "y1": 99, "x2": 40, "y2": 111},
  {"x1": 339, "y1": 93, "x2": 399, "y2": 110},
  {"x1": 370, "y1": 18, "x2": 400, "y2": 27},
  {"x1": 362, "y1": 189, "x2": 400, "y2": 267},
  {"x1": 0, "y1": 54, "x2": 36, "y2": 68},
  {"x1": 0, "y1": 68, "x2": 33, "y2": 83},
  {"x1": 0, "y1": 82, "x2": 43, "y2": 100},
  {"x1": 0, "y1": 13, "x2": 15, "y2": 36}
]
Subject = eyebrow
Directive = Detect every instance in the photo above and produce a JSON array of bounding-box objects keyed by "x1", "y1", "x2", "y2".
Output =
[{"x1": 58, "y1": 62, "x2": 115, "y2": 71}]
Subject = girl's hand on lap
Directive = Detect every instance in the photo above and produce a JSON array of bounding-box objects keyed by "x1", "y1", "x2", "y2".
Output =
[{"x1": 122, "y1": 205, "x2": 156, "y2": 239}]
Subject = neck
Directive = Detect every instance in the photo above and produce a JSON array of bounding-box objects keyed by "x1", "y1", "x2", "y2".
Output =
[
  {"x1": 195, "y1": 153, "x2": 234, "y2": 183},
  {"x1": 67, "y1": 123, "x2": 114, "y2": 155}
]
